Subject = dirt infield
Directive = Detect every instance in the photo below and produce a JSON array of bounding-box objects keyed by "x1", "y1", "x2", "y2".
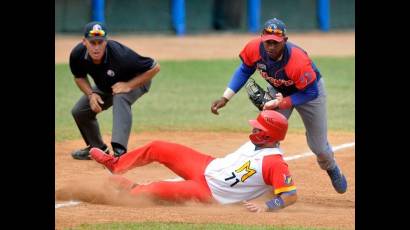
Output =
[
  {"x1": 55, "y1": 31, "x2": 355, "y2": 63},
  {"x1": 55, "y1": 131, "x2": 355, "y2": 229}
]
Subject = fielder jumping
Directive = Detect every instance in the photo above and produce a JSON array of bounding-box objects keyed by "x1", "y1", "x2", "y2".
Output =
[{"x1": 91, "y1": 110, "x2": 297, "y2": 212}]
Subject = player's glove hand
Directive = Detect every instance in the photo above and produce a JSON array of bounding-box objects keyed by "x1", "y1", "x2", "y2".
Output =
[{"x1": 245, "y1": 78, "x2": 273, "y2": 111}]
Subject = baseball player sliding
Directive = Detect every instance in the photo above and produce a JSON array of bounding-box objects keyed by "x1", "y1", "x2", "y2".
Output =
[
  {"x1": 210, "y1": 18, "x2": 347, "y2": 194},
  {"x1": 91, "y1": 110, "x2": 297, "y2": 212}
]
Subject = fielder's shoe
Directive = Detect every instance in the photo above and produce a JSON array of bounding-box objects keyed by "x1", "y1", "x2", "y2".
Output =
[
  {"x1": 327, "y1": 165, "x2": 347, "y2": 194},
  {"x1": 90, "y1": 147, "x2": 118, "y2": 172},
  {"x1": 71, "y1": 145, "x2": 110, "y2": 160},
  {"x1": 108, "y1": 175, "x2": 138, "y2": 191}
]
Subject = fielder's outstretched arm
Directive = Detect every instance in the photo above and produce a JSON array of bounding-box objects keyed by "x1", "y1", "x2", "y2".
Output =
[{"x1": 211, "y1": 63, "x2": 255, "y2": 114}]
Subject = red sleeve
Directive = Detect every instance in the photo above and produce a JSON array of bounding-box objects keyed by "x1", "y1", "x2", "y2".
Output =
[
  {"x1": 262, "y1": 155, "x2": 296, "y2": 195},
  {"x1": 284, "y1": 47, "x2": 317, "y2": 90},
  {"x1": 239, "y1": 38, "x2": 262, "y2": 67}
]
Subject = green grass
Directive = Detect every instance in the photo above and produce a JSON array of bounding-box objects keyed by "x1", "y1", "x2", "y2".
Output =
[
  {"x1": 67, "y1": 222, "x2": 336, "y2": 230},
  {"x1": 55, "y1": 57, "x2": 354, "y2": 141}
]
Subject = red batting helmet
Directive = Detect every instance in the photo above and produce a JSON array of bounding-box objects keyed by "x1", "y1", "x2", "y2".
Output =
[{"x1": 248, "y1": 110, "x2": 288, "y2": 145}]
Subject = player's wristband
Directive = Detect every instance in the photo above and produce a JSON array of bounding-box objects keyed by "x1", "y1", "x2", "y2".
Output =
[
  {"x1": 222, "y1": 88, "x2": 235, "y2": 101},
  {"x1": 265, "y1": 196, "x2": 285, "y2": 211},
  {"x1": 278, "y1": 96, "x2": 292, "y2": 110}
]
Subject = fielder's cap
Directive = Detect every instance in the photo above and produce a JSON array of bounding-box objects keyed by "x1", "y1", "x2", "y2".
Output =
[
  {"x1": 84, "y1": 21, "x2": 107, "y2": 41},
  {"x1": 261, "y1": 18, "x2": 287, "y2": 42}
]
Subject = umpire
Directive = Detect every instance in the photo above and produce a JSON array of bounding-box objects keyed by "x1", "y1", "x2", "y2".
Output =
[{"x1": 69, "y1": 21, "x2": 160, "y2": 160}]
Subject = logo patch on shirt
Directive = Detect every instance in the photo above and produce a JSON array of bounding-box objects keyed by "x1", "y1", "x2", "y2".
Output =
[
  {"x1": 284, "y1": 175, "x2": 293, "y2": 185},
  {"x1": 303, "y1": 72, "x2": 313, "y2": 82},
  {"x1": 107, "y1": 69, "x2": 115, "y2": 77},
  {"x1": 257, "y1": 63, "x2": 267, "y2": 71}
]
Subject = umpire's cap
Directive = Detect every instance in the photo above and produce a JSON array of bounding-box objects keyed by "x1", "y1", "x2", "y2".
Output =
[
  {"x1": 261, "y1": 18, "x2": 287, "y2": 42},
  {"x1": 84, "y1": 21, "x2": 107, "y2": 41}
]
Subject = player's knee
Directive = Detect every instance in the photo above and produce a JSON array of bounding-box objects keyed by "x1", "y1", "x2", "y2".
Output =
[
  {"x1": 147, "y1": 140, "x2": 177, "y2": 156},
  {"x1": 113, "y1": 93, "x2": 132, "y2": 104},
  {"x1": 71, "y1": 106, "x2": 82, "y2": 119},
  {"x1": 71, "y1": 106, "x2": 95, "y2": 121},
  {"x1": 316, "y1": 153, "x2": 336, "y2": 170},
  {"x1": 147, "y1": 140, "x2": 167, "y2": 149},
  {"x1": 149, "y1": 140, "x2": 163, "y2": 146},
  {"x1": 307, "y1": 141, "x2": 331, "y2": 156},
  {"x1": 309, "y1": 146, "x2": 325, "y2": 156}
]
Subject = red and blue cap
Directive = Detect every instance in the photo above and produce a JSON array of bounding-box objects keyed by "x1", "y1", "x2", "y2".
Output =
[{"x1": 261, "y1": 18, "x2": 287, "y2": 42}]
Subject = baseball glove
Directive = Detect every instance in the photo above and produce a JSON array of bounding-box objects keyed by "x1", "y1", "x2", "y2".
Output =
[{"x1": 245, "y1": 78, "x2": 273, "y2": 111}]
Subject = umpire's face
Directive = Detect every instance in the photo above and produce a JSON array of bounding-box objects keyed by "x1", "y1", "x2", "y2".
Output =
[{"x1": 82, "y1": 38, "x2": 108, "y2": 63}]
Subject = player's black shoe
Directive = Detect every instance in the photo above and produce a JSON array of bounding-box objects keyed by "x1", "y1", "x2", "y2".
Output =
[
  {"x1": 71, "y1": 145, "x2": 110, "y2": 160},
  {"x1": 327, "y1": 165, "x2": 347, "y2": 194}
]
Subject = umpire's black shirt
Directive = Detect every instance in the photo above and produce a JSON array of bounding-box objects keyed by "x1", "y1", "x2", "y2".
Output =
[{"x1": 69, "y1": 40, "x2": 156, "y2": 93}]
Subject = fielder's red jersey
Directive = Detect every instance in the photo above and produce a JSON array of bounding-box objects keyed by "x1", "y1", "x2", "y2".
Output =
[{"x1": 239, "y1": 37, "x2": 321, "y2": 97}]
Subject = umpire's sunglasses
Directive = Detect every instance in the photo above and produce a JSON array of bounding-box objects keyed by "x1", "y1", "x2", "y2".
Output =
[{"x1": 88, "y1": 29, "x2": 106, "y2": 37}]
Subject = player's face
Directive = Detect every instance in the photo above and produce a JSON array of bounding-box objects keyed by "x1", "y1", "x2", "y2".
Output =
[
  {"x1": 263, "y1": 39, "x2": 286, "y2": 60},
  {"x1": 252, "y1": 128, "x2": 262, "y2": 134},
  {"x1": 82, "y1": 38, "x2": 108, "y2": 63},
  {"x1": 250, "y1": 128, "x2": 269, "y2": 147}
]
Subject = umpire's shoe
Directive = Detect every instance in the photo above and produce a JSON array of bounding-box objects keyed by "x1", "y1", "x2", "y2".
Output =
[
  {"x1": 113, "y1": 148, "x2": 127, "y2": 157},
  {"x1": 327, "y1": 165, "x2": 347, "y2": 194},
  {"x1": 71, "y1": 145, "x2": 110, "y2": 160},
  {"x1": 112, "y1": 142, "x2": 127, "y2": 157}
]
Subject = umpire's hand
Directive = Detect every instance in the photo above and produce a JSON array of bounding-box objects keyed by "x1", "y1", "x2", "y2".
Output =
[
  {"x1": 89, "y1": 93, "x2": 104, "y2": 113},
  {"x1": 112, "y1": 82, "x2": 132, "y2": 94}
]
